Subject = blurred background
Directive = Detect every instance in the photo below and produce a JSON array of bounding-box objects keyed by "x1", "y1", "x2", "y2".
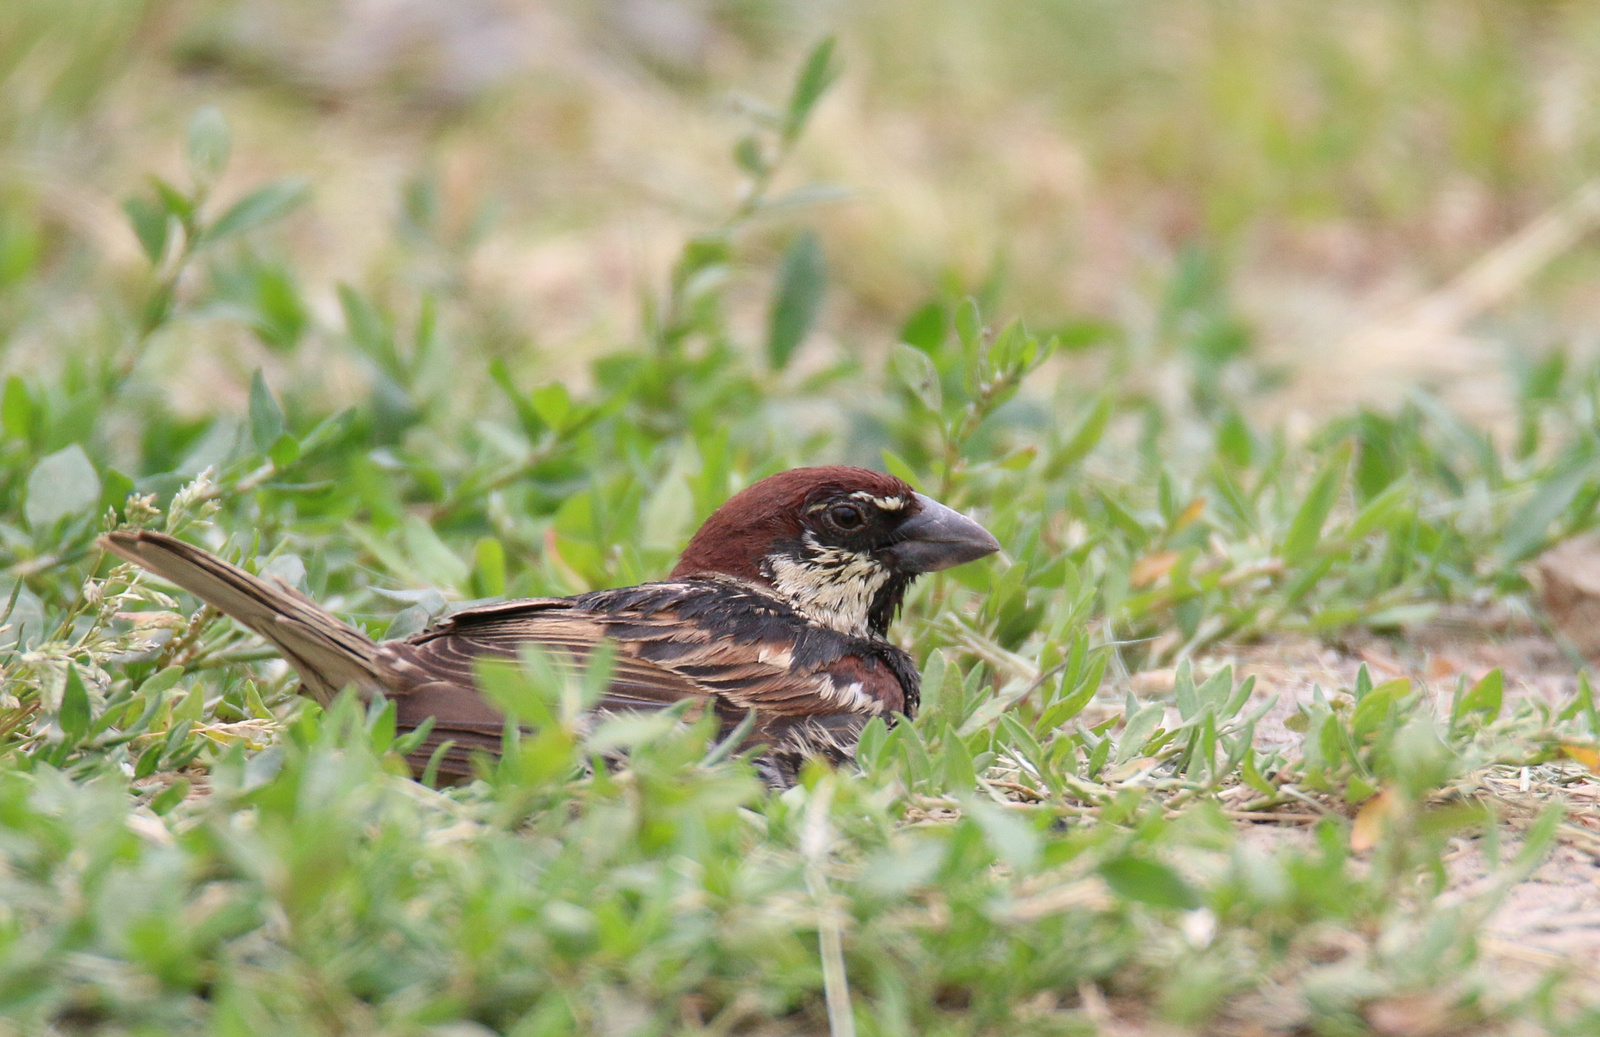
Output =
[{"x1": 6, "y1": 0, "x2": 1600, "y2": 437}]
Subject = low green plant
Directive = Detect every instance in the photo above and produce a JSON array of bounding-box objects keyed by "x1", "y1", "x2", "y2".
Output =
[{"x1": 0, "y1": 37, "x2": 1596, "y2": 1037}]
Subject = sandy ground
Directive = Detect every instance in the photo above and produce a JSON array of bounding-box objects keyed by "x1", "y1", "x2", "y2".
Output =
[{"x1": 1176, "y1": 613, "x2": 1600, "y2": 1034}]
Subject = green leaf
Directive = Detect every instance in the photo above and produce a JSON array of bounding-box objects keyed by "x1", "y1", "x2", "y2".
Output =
[
  {"x1": 173, "y1": 684, "x2": 205, "y2": 726},
  {"x1": 25, "y1": 444, "x2": 100, "y2": 530},
  {"x1": 150, "y1": 176, "x2": 196, "y2": 222},
  {"x1": 672, "y1": 235, "x2": 731, "y2": 291},
  {"x1": 1348, "y1": 477, "x2": 1412, "y2": 539},
  {"x1": 476, "y1": 653, "x2": 558, "y2": 727},
  {"x1": 1501, "y1": 456, "x2": 1596, "y2": 562},
  {"x1": 123, "y1": 195, "x2": 170, "y2": 264},
  {"x1": 1455, "y1": 668, "x2": 1504, "y2": 723},
  {"x1": 1114, "y1": 703, "x2": 1166, "y2": 764},
  {"x1": 766, "y1": 230, "x2": 827, "y2": 370},
  {"x1": 755, "y1": 184, "x2": 851, "y2": 216},
  {"x1": 1351, "y1": 678, "x2": 1407, "y2": 742},
  {"x1": 997, "y1": 446, "x2": 1037, "y2": 470},
  {"x1": 1558, "y1": 671, "x2": 1599, "y2": 732},
  {"x1": 891, "y1": 342, "x2": 942, "y2": 413},
  {"x1": 204, "y1": 178, "x2": 310, "y2": 243},
  {"x1": 186, "y1": 106, "x2": 232, "y2": 184},
  {"x1": 641, "y1": 469, "x2": 695, "y2": 551},
  {"x1": 268, "y1": 433, "x2": 301, "y2": 468},
  {"x1": 1037, "y1": 659, "x2": 1102, "y2": 732},
  {"x1": 531, "y1": 383, "x2": 572, "y2": 432},
  {"x1": 393, "y1": 715, "x2": 436, "y2": 759},
  {"x1": 784, "y1": 36, "x2": 839, "y2": 142},
  {"x1": 941, "y1": 724, "x2": 976, "y2": 789},
  {"x1": 899, "y1": 301, "x2": 947, "y2": 353},
  {"x1": 150, "y1": 779, "x2": 190, "y2": 816},
  {"x1": 1392, "y1": 718, "x2": 1459, "y2": 798},
  {"x1": 1241, "y1": 751, "x2": 1276, "y2": 796},
  {"x1": 1513, "y1": 802, "x2": 1564, "y2": 873},
  {"x1": 953, "y1": 297, "x2": 983, "y2": 348},
  {"x1": 855, "y1": 716, "x2": 889, "y2": 769},
  {"x1": 339, "y1": 283, "x2": 387, "y2": 353},
  {"x1": 1, "y1": 583, "x2": 42, "y2": 651},
  {"x1": 1344, "y1": 775, "x2": 1378, "y2": 805},
  {"x1": 403, "y1": 515, "x2": 470, "y2": 590},
  {"x1": 249, "y1": 370, "x2": 285, "y2": 454},
  {"x1": 733, "y1": 135, "x2": 766, "y2": 176},
  {"x1": 474, "y1": 537, "x2": 507, "y2": 598},
  {"x1": 249, "y1": 262, "x2": 309, "y2": 351},
  {"x1": 1174, "y1": 661, "x2": 1198, "y2": 720},
  {"x1": 1214, "y1": 410, "x2": 1253, "y2": 468},
  {"x1": 488, "y1": 359, "x2": 543, "y2": 437},
  {"x1": 99, "y1": 467, "x2": 135, "y2": 516},
  {"x1": 997, "y1": 713, "x2": 1043, "y2": 763},
  {"x1": 139, "y1": 666, "x2": 187, "y2": 699},
  {"x1": 59, "y1": 663, "x2": 91, "y2": 743},
  {"x1": 366, "y1": 697, "x2": 398, "y2": 754},
  {"x1": 967, "y1": 800, "x2": 1041, "y2": 871},
  {"x1": 2, "y1": 376, "x2": 33, "y2": 441},
  {"x1": 1281, "y1": 442, "x2": 1351, "y2": 565},
  {"x1": 297, "y1": 409, "x2": 354, "y2": 456},
  {"x1": 1194, "y1": 665, "x2": 1234, "y2": 712},
  {"x1": 133, "y1": 743, "x2": 163, "y2": 778},
  {"x1": 1099, "y1": 855, "x2": 1201, "y2": 910},
  {"x1": 140, "y1": 282, "x2": 174, "y2": 335},
  {"x1": 577, "y1": 641, "x2": 616, "y2": 714},
  {"x1": 1097, "y1": 489, "x2": 1147, "y2": 544},
  {"x1": 1053, "y1": 395, "x2": 1112, "y2": 472}
]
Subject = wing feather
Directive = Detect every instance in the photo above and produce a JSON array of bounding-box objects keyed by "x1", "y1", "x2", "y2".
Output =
[{"x1": 370, "y1": 582, "x2": 913, "y2": 781}]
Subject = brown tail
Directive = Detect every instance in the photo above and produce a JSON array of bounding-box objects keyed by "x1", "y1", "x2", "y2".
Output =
[{"x1": 100, "y1": 530, "x2": 384, "y2": 704}]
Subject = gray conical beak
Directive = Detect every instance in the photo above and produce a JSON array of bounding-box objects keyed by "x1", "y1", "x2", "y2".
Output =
[{"x1": 883, "y1": 494, "x2": 1001, "y2": 573}]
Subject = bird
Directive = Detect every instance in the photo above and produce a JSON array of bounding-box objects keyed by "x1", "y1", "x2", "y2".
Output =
[{"x1": 100, "y1": 465, "x2": 1000, "y2": 787}]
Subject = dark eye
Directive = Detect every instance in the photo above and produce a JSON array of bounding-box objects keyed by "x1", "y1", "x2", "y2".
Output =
[{"x1": 828, "y1": 504, "x2": 865, "y2": 530}]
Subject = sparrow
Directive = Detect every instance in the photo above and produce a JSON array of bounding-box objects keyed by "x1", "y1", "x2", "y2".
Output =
[{"x1": 101, "y1": 466, "x2": 1000, "y2": 787}]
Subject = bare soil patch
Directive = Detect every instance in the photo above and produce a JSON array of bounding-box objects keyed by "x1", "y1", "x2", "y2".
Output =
[{"x1": 1180, "y1": 612, "x2": 1600, "y2": 1031}]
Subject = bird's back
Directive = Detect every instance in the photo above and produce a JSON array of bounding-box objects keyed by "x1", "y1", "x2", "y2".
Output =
[{"x1": 375, "y1": 580, "x2": 920, "y2": 782}]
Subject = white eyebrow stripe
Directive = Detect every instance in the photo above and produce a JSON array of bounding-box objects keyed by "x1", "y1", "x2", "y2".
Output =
[{"x1": 848, "y1": 491, "x2": 908, "y2": 510}]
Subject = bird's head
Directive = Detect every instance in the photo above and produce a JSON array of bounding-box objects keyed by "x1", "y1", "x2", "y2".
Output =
[{"x1": 672, "y1": 466, "x2": 1000, "y2": 638}]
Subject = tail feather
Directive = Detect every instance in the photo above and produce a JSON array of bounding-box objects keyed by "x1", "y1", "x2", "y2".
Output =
[{"x1": 100, "y1": 530, "x2": 382, "y2": 703}]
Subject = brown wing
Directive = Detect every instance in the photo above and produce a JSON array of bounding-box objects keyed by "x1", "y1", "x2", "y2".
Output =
[
  {"x1": 384, "y1": 590, "x2": 906, "y2": 718},
  {"x1": 369, "y1": 586, "x2": 908, "y2": 783},
  {"x1": 374, "y1": 597, "x2": 719, "y2": 781},
  {"x1": 377, "y1": 598, "x2": 713, "y2": 710}
]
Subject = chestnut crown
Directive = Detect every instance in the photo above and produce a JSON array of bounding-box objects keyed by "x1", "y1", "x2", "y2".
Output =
[{"x1": 672, "y1": 466, "x2": 999, "y2": 638}]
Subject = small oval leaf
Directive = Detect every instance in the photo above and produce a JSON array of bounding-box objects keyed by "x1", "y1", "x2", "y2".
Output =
[
  {"x1": 59, "y1": 663, "x2": 91, "y2": 743},
  {"x1": 766, "y1": 231, "x2": 827, "y2": 370},
  {"x1": 1099, "y1": 855, "x2": 1201, "y2": 910},
  {"x1": 26, "y1": 445, "x2": 100, "y2": 530},
  {"x1": 205, "y1": 178, "x2": 310, "y2": 243}
]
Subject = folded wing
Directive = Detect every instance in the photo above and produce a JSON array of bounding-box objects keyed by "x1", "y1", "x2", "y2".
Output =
[{"x1": 374, "y1": 581, "x2": 912, "y2": 781}]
